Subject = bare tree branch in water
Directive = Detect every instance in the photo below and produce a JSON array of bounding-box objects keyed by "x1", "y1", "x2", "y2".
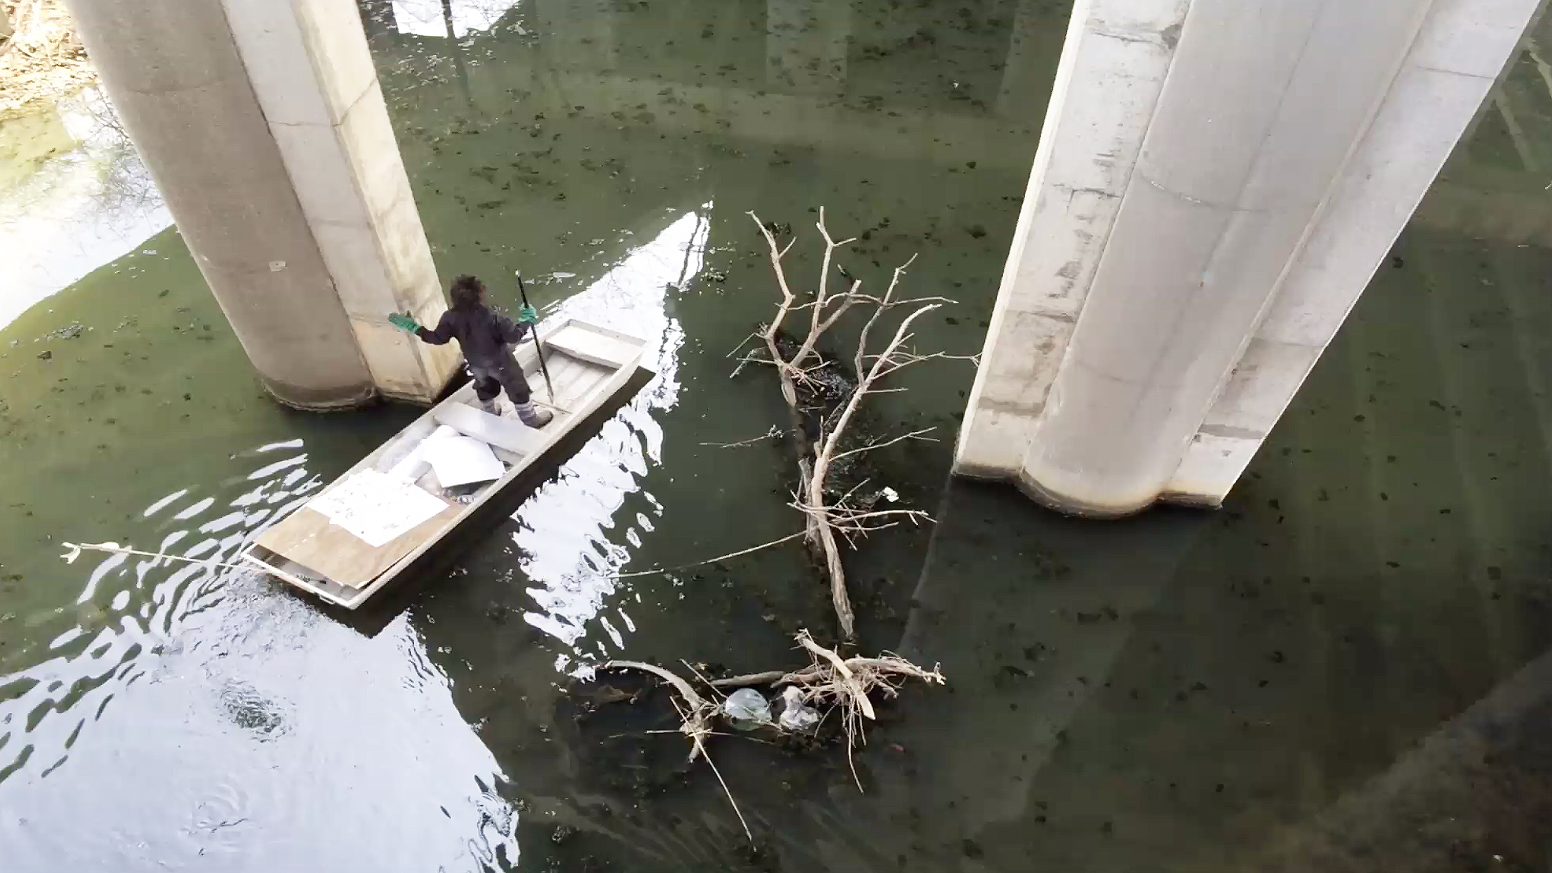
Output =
[
  {"x1": 598, "y1": 659, "x2": 753, "y2": 840},
  {"x1": 741, "y1": 209, "x2": 955, "y2": 643},
  {"x1": 598, "y1": 630, "x2": 944, "y2": 819},
  {"x1": 584, "y1": 214, "x2": 955, "y2": 835}
]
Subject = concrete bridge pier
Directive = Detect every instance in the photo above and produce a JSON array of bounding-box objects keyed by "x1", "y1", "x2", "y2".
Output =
[
  {"x1": 64, "y1": 0, "x2": 459, "y2": 409},
  {"x1": 957, "y1": 0, "x2": 1545, "y2": 515}
]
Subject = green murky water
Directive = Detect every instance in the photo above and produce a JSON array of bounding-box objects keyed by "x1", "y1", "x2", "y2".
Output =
[{"x1": 2, "y1": 2, "x2": 1552, "y2": 870}]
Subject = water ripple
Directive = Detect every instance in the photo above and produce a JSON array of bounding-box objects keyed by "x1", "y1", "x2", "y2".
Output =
[{"x1": 0, "y1": 435, "x2": 519, "y2": 870}]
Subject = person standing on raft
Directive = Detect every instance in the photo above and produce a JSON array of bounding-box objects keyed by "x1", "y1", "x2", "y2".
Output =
[{"x1": 388, "y1": 274, "x2": 554, "y2": 428}]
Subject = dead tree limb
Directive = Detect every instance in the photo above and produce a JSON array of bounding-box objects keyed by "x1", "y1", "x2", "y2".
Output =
[
  {"x1": 807, "y1": 301, "x2": 938, "y2": 640},
  {"x1": 797, "y1": 630, "x2": 876, "y2": 720},
  {"x1": 594, "y1": 631, "x2": 944, "y2": 802},
  {"x1": 599, "y1": 659, "x2": 753, "y2": 840},
  {"x1": 600, "y1": 659, "x2": 713, "y2": 759},
  {"x1": 747, "y1": 210, "x2": 954, "y2": 642}
]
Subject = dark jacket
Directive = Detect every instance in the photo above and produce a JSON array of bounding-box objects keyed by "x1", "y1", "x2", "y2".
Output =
[{"x1": 416, "y1": 304, "x2": 529, "y2": 369}]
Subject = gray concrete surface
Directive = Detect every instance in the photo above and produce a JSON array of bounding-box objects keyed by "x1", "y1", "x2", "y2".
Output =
[
  {"x1": 64, "y1": 0, "x2": 457, "y2": 408},
  {"x1": 957, "y1": 0, "x2": 1546, "y2": 516}
]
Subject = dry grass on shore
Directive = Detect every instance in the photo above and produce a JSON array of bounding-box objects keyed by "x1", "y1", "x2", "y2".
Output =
[{"x1": 1, "y1": 0, "x2": 96, "y2": 120}]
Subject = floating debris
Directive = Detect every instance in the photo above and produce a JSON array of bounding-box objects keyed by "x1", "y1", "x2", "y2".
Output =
[{"x1": 721, "y1": 688, "x2": 771, "y2": 730}]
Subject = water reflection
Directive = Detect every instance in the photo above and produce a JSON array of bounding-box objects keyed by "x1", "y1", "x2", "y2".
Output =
[
  {"x1": 513, "y1": 209, "x2": 700, "y2": 659},
  {"x1": 371, "y1": 0, "x2": 1049, "y2": 173},
  {"x1": 765, "y1": 0, "x2": 850, "y2": 94},
  {"x1": 1416, "y1": 16, "x2": 1552, "y2": 244},
  {"x1": 0, "y1": 88, "x2": 168, "y2": 329},
  {"x1": 0, "y1": 187, "x2": 712, "y2": 868},
  {"x1": 4, "y1": 0, "x2": 1547, "y2": 868},
  {"x1": 391, "y1": 0, "x2": 524, "y2": 38},
  {"x1": 0, "y1": 437, "x2": 521, "y2": 870}
]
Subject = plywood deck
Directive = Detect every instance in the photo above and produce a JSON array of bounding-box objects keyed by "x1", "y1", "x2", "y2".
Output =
[{"x1": 253, "y1": 502, "x2": 462, "y2": 589}]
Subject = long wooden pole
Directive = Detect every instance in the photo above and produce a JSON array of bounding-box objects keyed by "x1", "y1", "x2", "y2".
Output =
[{"x1": 514, "y1": 272, "x2": 556, "y2": 402}]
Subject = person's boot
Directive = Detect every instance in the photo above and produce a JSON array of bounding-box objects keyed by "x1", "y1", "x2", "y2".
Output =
[{"x1": 515, "y1": 401, "x2": 553, "y2": 428}]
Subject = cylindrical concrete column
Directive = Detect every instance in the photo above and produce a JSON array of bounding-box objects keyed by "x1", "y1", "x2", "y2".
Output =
[
  {"x1": 65, "y1": 0, "x2": 376, "y2": 409},
  {"x1": 1022, "y1": 0, "x2": 1437, "y2": 516},
  {"x1": 957, "y1": 0, "x2": 1544, "y2": 516}
]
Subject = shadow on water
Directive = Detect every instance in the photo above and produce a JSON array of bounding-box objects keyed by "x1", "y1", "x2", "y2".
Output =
[{"x1": 1, "y1": 0, "x2": 1551, "y2": 871}]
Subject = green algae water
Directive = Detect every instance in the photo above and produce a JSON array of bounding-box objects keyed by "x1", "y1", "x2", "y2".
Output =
[{"x1": 1, "y1": 2, "x2": 1551, "y2": 870}]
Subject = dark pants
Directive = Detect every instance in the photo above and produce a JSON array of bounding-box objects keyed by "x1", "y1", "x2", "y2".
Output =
[{"x1": 469, "y1": 359, "x2": 532, "y2": 405}]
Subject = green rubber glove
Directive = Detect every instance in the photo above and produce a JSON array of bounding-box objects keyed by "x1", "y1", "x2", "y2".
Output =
[
  {"x1": 517, "y1": 304, "x2": 538, "y2": 324},
  {"x1": 388, "y1": 312, "x2": 420, "y2": 332}
]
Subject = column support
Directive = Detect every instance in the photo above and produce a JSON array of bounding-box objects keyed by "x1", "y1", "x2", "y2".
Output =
[
  {"x1": 957, "y1": 0, "x2": 1545, "y2": 515},
  {"x1": 66, "y1": 0, "x2": 460, "y2": 409}
]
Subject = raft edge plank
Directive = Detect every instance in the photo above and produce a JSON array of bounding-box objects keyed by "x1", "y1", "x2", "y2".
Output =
[{"x1": 545, "y1": 326, "x2": 639, "y2": 369}]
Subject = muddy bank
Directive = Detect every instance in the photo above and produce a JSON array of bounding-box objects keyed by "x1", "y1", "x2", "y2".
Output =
[{"x1": 0, "y1": 0, "x2": 94, "y2": 121}]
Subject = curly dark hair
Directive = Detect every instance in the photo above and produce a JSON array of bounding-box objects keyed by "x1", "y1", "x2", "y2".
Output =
[{"x1": 449, "y1": 274, "x2": 485, "y2": 310}]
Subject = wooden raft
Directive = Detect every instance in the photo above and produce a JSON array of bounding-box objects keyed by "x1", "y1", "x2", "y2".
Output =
[{"x1": 242, "y1": 318, "x2": 650, "y2": 610}]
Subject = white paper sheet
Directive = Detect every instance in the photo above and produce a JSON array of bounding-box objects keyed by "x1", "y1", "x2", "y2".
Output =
[
  {"x1": 387, "y1": 425, "x2": 459, "y2": 482},
  {"x1": 422, "y1": 435, "x2": 505, "y2": 488},
  {"x1": 307, "y1": 468, "x2": 450, "y2": 547}
]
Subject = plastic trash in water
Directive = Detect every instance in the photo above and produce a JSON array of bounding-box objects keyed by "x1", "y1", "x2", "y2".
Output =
[
  {"x1": 780, "y1": 706, "x2": 819, "y2": 731},
  {"x1": 776, "y1": 685, "x2": 820, "y2": 732},
  {"x1": 721, "y1": 688, "x2": 771, "y2": 730}
]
